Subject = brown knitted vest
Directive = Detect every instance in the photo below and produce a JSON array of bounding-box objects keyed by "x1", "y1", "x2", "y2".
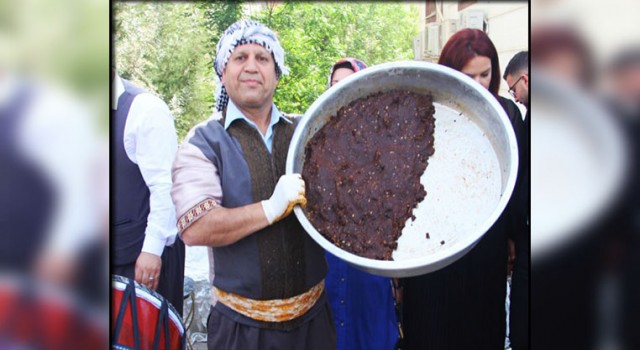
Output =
[{"x1": 224, "y1": 114, "x2": 308, "y2": 299}]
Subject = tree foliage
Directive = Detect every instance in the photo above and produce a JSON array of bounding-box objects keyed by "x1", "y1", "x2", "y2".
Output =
[
  {"x1": 251, "y1": 2, "x2": 419, "y2": 114},
  {"x1": 113, "y1": 1, "x2": 419, "y2": 138},
  {"x1": 199, "y1": 1, "x2": 244, "y2": 58},
  {"x1": 113, "y1": 2, "x2": 214, "y2": 140}
]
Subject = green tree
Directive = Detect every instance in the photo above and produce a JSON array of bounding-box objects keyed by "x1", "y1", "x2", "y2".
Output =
[
  {"x1": 199, "y1": 1, "x2": 244, "y2": 58},
  {"x1": 250, "y1": 2, "x2": 419, "y2": 114},
  {"x1": 114, "y1": 2, "x2": 214, "y2": 140},
  {"x1": 114, "y1": 1, "x2": 419, "y2": 136}
]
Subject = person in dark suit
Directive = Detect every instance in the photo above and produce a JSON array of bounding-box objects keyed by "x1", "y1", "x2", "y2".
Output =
[
  {"x1": 503, "y1": 50, "x2": 530, "y2": 350},
  {"x1": 112, "y1": 68, "x2": 185, "y2": 315}
]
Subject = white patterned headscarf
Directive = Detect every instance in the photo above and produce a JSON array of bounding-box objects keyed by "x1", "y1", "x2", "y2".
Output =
[{"x1": 214, "y1": 20, "x2": 289, "y2": 112}]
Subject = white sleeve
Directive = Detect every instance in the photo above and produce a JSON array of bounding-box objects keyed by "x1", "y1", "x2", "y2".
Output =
[
  {"x1": 18, "y1": 84, "x2": 102, "y2": 256},
  {"x1": 124, "y1": 93, "x2": 178, "y2": 257}
]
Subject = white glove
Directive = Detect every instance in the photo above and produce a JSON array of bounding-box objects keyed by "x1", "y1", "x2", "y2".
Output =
[{"x1": 261, "y1": 174, "x2": 307, "y2": 225}]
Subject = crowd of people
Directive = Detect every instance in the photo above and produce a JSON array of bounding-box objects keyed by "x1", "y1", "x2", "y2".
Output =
[
  {"x1": 529, "y1": 26, "x2": 640, "y2": 350},
  {"x1": 112, "y1": 20, "x2": 533, "y2": 349}
]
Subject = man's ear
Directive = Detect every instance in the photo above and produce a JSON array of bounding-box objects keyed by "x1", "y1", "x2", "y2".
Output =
[{"x1": 522, "y1": 73, "x2": 529, "y2": 87}]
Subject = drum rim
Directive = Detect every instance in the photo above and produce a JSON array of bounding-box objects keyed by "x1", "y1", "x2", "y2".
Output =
[{"x1": 111, "y1": 274, "x2": 185, "y2": 334}]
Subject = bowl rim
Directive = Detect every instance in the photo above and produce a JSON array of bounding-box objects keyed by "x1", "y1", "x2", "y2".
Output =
[{"x1": 286, "y1": 60, "x2": 519, "y2": 276}]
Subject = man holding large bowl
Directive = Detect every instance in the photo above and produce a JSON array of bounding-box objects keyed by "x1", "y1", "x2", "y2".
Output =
[{"x1": 171, "y1": 20, "x2": 335, "y2": 350}]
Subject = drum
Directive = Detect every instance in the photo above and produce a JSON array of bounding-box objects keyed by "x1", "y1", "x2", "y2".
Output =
[
  {"x1": 111, "y1": 275, "x2": 186, "y2": 350},
  {"x1": 0, "y1": 273, "x2": 106, "y2": 349}
]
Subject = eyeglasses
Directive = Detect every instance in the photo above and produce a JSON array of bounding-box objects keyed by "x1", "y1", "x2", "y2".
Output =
[{"x1": 508, "y1": 75, "x2": 524, "y2": 97}]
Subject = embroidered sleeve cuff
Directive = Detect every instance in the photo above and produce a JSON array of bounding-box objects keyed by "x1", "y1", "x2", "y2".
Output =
[{"x1": 177, "y1": 198, "x2": 220, "y2": 234}]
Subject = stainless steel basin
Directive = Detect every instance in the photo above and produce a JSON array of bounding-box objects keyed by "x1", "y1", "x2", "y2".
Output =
[{"x1": 286, "y1": 61, "x2": 519, "y2": 277}]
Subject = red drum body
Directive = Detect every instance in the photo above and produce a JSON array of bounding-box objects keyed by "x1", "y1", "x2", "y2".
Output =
[
  {"x1": 0, "y1": 273, "x2": 106, "y2": 349},
  {"x1": 111, "y1": 275, "x2": 185, "y2": 350}
]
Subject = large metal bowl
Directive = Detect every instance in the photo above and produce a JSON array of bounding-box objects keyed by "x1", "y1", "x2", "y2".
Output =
[{"x1": 286, "y1": 61, "x2": 519, "y2": 277}]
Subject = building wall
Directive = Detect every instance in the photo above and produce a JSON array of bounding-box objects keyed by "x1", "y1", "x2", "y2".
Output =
[{"x1": 415, "y1": 1, "x2": 529, "y2": 97}]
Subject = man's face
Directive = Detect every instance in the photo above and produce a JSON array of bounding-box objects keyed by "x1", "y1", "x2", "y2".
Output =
[
  {"x1": 506, "y1": 72, "x2": 529, "y2": 106},
  {"x1": 222, "y1": 43, "x2": 278, "y2": 110}
]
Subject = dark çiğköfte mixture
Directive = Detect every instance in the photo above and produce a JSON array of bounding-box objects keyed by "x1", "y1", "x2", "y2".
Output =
[{"x1": 302, "y1": 89, "x2": 436, "y2": 260}]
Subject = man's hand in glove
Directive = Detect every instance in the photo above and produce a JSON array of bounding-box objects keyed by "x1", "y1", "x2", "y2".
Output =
[{"x1": 261, "y1": 174, "x2": 307, "y2": 225}]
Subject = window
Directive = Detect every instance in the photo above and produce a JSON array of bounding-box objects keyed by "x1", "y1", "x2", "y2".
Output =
[
  {"x1": 426, "y1": 0, "x2": 437, "y2": 23},
  {"x1": 458, "y1": 0, "x2": 478, "y2": 11}
]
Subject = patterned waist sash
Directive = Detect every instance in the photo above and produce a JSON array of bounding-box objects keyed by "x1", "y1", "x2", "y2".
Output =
[{"x1": 212, "y1": 280, "x2": 324, "y2": 322}]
